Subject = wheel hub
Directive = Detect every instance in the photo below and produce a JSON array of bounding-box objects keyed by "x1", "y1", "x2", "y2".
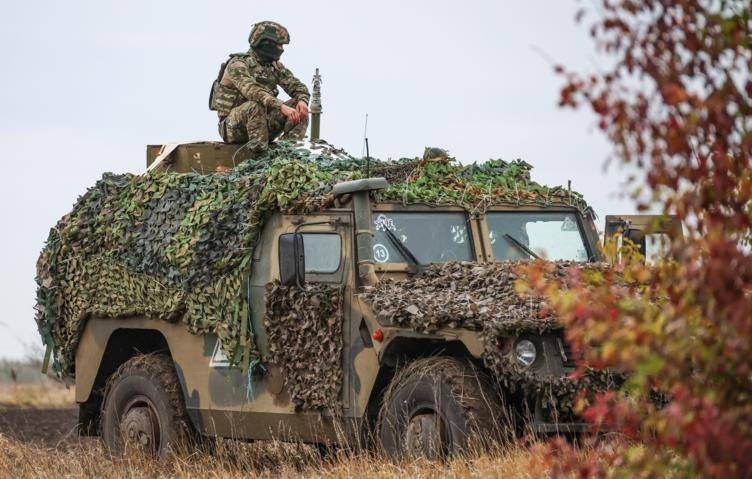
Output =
[
  {"x1": 405, "y1": 412, "x2": 446, "y2": 459},
  {"x1": 122, "y1": 406, "x2": 158, "y2": 453}
]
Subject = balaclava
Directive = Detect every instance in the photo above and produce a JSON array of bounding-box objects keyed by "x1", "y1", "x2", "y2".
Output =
[{"x1": 254, "y1": 39, "x2": 283, "y2": 63}]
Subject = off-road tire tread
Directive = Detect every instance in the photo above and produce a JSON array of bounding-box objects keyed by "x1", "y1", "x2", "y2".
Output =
[
  {"x1": 378, "y1": 356, "x2": 509, "y2": 458},
  {"x1": 101, "y1": 353, "x2": 192, "y2": 454}
]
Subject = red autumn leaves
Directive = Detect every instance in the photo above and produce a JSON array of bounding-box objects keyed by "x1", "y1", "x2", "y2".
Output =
[{"x1": 530, "y1": 1, "x2": 752, "y2": 477}]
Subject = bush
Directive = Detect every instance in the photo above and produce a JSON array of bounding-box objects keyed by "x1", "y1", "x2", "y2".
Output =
[{"x1": 530, "y1": 1, "x2": 752, "y2": 477}]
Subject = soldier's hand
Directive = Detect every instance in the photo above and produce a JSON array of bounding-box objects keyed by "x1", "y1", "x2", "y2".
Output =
[
  {"x1": 281, "y1": 104, "x2": 302, "y2": 124},
  {"x1": 296, "y1": 101, "x2": 309, "y2": 117}
]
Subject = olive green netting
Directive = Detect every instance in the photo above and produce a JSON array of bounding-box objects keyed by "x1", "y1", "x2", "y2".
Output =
[{"x1": 35, "y1": 141, "x2": 591, "y2": 376}]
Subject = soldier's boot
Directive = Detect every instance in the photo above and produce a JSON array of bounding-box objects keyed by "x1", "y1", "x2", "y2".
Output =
[{"x1": 280, "y1": 114, "x2": 309, "y2": 141}]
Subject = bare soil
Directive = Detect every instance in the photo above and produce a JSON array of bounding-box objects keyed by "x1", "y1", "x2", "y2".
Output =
[{"x1": 0, "y1": 406, "x2": 80, "y2": 447}]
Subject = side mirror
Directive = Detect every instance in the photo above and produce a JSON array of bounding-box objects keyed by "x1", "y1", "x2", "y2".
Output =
[{"x1": 279, "y1": 233, "x2": 305, "y2": 287}]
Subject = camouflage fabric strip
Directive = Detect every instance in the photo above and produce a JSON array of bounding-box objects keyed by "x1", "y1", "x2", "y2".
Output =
[{"x1": 263, "y1": 282, "x2": 344, "y2": 410}]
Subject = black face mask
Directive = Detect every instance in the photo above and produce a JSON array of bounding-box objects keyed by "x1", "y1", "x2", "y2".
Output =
[{"x1": 254, "y1": 42, "x2": 283, "y2": 63}]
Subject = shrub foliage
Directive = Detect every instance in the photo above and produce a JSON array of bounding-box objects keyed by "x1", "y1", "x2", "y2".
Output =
[{"x1": 530, "y1": 1, "x2": 751, "y2": 477}]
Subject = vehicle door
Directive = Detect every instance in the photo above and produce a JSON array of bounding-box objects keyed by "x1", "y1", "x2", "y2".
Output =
[{"x1": 256, "y1": 213, "x2": 352, "y2": 412}]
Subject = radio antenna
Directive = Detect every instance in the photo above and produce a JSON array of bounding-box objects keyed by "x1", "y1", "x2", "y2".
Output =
[
  {"x1": 365, "y1": 138, "x2": 371, "y2": 178},
  {"x1": 362, "y1": 113, "x2": 370, "y2": 177}
]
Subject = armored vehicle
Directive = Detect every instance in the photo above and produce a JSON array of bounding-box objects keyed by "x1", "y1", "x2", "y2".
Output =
[{"x1": 36, "y1": 140, "x2": 671, "y2": 460}]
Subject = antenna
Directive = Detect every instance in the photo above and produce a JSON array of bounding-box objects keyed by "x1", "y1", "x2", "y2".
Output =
[
  {"x1": 362, "y1": 113, "x2": 370, "y2": 177},
  {"x1": 365, "y1": 138, "x2": 371, "y2": 178},
  {"x1": 361, "y1": 114, "x2": 369, "y2": 155}
]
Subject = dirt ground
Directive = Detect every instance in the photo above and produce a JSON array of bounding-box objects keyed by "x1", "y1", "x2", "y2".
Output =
[
  {"x1": 0, "y1": 406, "x2": 80, "y2": 447},
  {"x1": 0, "y1": 382, "x2": 83, "y2": 448}
]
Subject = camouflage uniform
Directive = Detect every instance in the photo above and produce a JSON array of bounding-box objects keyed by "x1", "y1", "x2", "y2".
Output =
[{"x1": 210, "y1": 22, "x2": 310, "y2": 152}]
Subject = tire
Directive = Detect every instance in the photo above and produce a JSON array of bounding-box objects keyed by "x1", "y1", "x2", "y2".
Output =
[
  {"x1": 377, "y1": 356, "x2": 511, "y2": 460},
  {"x1": 101, "y1": 354, "x2": 192, "y2": 458}
]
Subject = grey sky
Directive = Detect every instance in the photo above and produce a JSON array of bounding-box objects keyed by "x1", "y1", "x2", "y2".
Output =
[{"x1": 0, "y1": 1, "x2": 637, "y2": 359}]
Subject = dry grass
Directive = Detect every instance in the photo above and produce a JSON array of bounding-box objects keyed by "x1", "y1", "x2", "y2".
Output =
[
  {"x1": 0, "y1": 379, "x2": 563, "y2": 477},
  {"x1": 0, "y1": 385, "x2": 604, "y2": 478},
  {"x1": 0, "y1": 384, "x2": 559, "y2": 478},
  {"x1": 0, "y1": 383, "x2": 75, "y2": 409},
  {"x1": 0, "y1": 377, "x2": 561, "y2": 478},
  {"x1": 0, "y1": 434, "x2": 552, "y2": 479}
]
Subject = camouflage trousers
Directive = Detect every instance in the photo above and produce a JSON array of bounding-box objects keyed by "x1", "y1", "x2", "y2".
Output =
[{"x1": 218, "y1": 98, "x2": 308, "y2": 153}]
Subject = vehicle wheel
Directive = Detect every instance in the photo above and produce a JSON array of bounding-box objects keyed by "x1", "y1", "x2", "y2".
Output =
[
  {"x1": 377, "y1": 356, "x2": 510, "y2": 460},
  {"x1": 101, "y1": 354, "x2": 191, "y2": 458}
]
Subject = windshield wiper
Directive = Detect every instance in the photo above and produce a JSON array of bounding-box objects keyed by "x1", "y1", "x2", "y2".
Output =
[
  {"x1": 503, "y1": 234, "x2": 541, "y2": 260},
  {"x1": 384, "y1": 229, "x2": 420, "y2": 265}
]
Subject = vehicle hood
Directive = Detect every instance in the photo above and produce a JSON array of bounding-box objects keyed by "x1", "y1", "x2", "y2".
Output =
[{"x1": 360, "y1": 260, "x2": 590, "y2": 336}]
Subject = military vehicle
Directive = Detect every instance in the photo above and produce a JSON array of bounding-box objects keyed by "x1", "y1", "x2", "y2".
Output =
[
  {"x1": 35, "y1": 73, "x2": 678, "y2": 460},
  {"x1": 37, "y1": 141, "x2": 670, "y2": 461}
]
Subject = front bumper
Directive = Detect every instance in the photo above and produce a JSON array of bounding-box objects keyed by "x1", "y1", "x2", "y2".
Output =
[{"x1": 523, "y1": 368, "x2": 624, "y2": 436}]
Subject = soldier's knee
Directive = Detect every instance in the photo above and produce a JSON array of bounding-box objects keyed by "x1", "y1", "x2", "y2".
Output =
[{"x1": 228, "y1": 100, "x2": 262, "y2": 122}]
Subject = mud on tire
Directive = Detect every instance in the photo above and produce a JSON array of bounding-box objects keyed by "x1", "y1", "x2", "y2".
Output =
[
  {"x1": 101, "y1": 353, "x2": 192, "y2": 458},
  {"x1": 377, "y1": 356, "x2": 511, "y2": 460}
]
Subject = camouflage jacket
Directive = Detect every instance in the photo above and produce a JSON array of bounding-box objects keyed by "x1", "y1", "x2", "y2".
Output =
[{"x1": 210, "y1": 50, "x2": 310, "y2": 117}]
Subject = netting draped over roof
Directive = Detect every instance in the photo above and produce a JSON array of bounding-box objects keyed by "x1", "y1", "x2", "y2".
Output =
[{"x1": 35, "y1": 140, "x2": 591, "y2": 375}]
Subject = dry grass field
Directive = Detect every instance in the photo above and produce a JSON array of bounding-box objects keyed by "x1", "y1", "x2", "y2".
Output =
[
  {"x1": 0, "y1": 382, "x2": 75, "y2": 409},
  {"x1": 0, "y1": 433, "x2": 552, "y2": 479},
  {"x1": 0, "y1": 379, "x2": 563, "y2": 479},
  {"x1": 0, "y1": 359, "x2": 613, "y2": 478}
]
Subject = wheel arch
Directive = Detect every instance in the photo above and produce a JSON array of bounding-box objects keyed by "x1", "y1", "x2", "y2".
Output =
[{"x1": 75, "y1": 318, "x2": 191, "y2": 436}]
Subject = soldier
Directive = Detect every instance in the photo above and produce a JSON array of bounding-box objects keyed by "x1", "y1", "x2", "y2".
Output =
[{"x1": 209, "y1": 21, "x2": 310, "y2": 154}]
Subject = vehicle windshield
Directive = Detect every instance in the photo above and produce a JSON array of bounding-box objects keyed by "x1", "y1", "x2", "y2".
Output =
[
  {"x1": 371, "y1": 211, "x2": 473, "y2": 264},
  {"x1": 486, "y1": 212, "x2": 589, "y2": 261}
]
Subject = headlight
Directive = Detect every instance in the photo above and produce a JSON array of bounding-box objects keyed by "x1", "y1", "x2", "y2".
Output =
[{"x1": 515, "y1": 339, "x2": 537, "y2": 368}]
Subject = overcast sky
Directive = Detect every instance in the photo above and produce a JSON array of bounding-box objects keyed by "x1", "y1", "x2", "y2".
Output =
[{"x1": 0, "y1": 1, "x2": 639, "y2": 359}]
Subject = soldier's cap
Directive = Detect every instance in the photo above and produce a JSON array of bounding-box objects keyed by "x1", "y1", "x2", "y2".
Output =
[{"x1": 249, "y1": 21, "x2": 290, "y2": 47}]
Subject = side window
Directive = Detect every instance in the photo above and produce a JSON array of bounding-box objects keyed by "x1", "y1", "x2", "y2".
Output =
[
  {"x1": 301, "y1": 233, "x2": 341, "y2": 273},
  {"x1": 278, "y1": 232, "x2": 343, "y2": 281}
]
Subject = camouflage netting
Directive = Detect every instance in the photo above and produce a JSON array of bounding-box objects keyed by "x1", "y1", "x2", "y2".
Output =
[
  {"x1": 361, "y1": 261, "x2": 622, "y2": 416},
  {"x1": 361, "y1": 261, "x2": 566, "y2": 334},
  {"x1": 35, "y1": 139, "x2": 591, "y2": 376},
  {"x1": 264, "y1": 282, "x2": 344, "y2": 410}
]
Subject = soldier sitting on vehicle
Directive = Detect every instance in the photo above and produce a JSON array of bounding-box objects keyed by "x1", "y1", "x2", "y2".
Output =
[{"x1": 209, "y1": 21, "x2": 310, "y2": 154}]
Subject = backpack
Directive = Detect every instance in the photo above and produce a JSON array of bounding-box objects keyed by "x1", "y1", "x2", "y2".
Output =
[{"x1": 209, "y1": 54, "x2": 246, "y2": 113}]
